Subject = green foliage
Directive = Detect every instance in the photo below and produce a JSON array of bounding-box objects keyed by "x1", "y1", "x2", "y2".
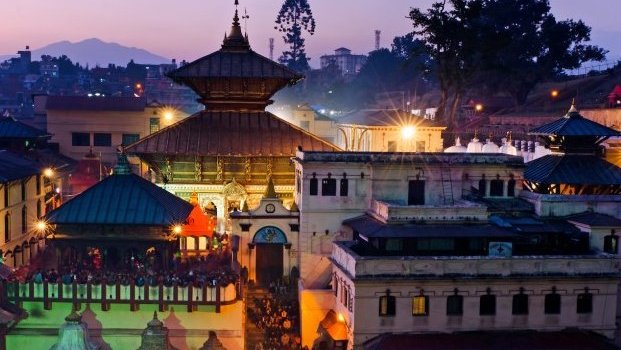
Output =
[
  {"x1": 275, "y1": 0, "x2": 316, "y2": 72},
  {"x1": 409, "y1": 0, "x2": 606, "y2": 124}
]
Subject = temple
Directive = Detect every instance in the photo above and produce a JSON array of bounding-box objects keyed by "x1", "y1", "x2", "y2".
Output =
[{"x1": 125, "y1": 2, "x2": 340, "y2": 230}]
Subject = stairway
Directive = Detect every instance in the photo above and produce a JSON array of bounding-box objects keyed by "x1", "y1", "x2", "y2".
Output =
[{"x1": 244, "y1": 285, "x2": 268, "y2": 350}]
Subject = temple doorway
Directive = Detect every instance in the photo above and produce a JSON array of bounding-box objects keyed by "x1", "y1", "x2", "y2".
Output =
[{"x1": 253, "y1": 226, "x2": 287, "y2": 287}]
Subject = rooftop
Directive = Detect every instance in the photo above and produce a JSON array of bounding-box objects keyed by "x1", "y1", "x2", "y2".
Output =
[
  {"x1": 524, "y1": 154, "x2": 621, "y2": 185},
  {"x1": 0, "y1": 116, "x2": 50, "y2": 139},
  {"x1": 46, "y1": 96, "x2": 147, "y2": 112},
  {"x1": 126, "y1": 111, "x2": 340, "y2": 157},
  {"x1": 0, "y1": 150, "x2": 41, "y2": 183},
  {"x1": 337, "y1": 109, "x2": 442, "y2": 128},
  {"x1": 295, "y1": 151, "x2": 525, "y2": 166},
  {"x1": 529, "y1": 104, "x2": 620, "y2": 137},
  {"x1": 566, "y1": 211, "x2": 621, "y2": 227},
  {"x1": 46, "y1": 158, "x2": 193, "y2": 225}
]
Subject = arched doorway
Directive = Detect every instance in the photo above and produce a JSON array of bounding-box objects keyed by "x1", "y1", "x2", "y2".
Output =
[{"x1": 252, "y1": 226, "x2": 287, "y2": 287}]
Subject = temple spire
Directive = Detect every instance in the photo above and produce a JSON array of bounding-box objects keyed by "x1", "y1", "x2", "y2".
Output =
[
  {"x1": 566, "y1": 99, "x2": 580, "y2": 118},
  {"x1": 222, "y1": 0, "x2": 249, "y2": 51},
  {"x1": 264, "y1": 177, "x2": 277, "y2": 198},
  {"x1": 113, "y1": 148, "x2": 132, "y2": 175}
]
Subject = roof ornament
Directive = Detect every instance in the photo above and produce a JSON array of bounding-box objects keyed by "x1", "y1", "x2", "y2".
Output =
[
  {"x1": 113, "y1": 147, "x2": 132, "y2": 175},
  {"x1": 264, "y1": 176, "x2": 277, "y2": 198},
  {"x1": 222, "y1": 0, "x2": 250, "y2": 50},
  {"x1": 566, "y1": 98, "x2": 580, "y2": 118}
]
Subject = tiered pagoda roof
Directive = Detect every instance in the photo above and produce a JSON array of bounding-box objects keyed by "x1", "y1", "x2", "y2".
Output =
[
  {"x1": 46, "y1": 154, "x2": 193, "y2": 225},
  {"x1": 525, "y1": 103, "x2": 621, "y2": 194},
  {"x1": 126, "y1": 2, "x2": 339, "y2": 158}
]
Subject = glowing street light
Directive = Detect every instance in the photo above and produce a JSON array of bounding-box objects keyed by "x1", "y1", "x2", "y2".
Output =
[
  {"x1": 475, "y1": 104, "x2": 484, "y2": 112},
  {"x1": 36, "y1": 221, "x2": 47, "y2": 232},
  {"x1": 401, "y1": 126, "x2": 416, "y2": 139},
  {"x1": 172, "y1": 225, "x2": 182, "y2": 234},
  {"x1": 551, "y1": 90, "x2": 559, "y2": 98},
  {"x1": 43, "y1": 168, "x2": 54, "y2": 178}
]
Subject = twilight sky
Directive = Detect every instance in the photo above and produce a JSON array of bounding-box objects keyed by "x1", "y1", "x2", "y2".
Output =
[{"x1": 2, "y1": 0, "x2": 621, "y2": 67}]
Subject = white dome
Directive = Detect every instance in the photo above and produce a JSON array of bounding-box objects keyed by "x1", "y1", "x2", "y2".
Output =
[
  {"x1": 444, "y1": 136, "x2": 467, "y2": 153},
  {"x1": 466, "y1": 137, "x2": 483, "y2": 153},
  {"x1": 499, "y1": 138, "x2": 518, "y2": 156},
  {"x1": 481, "y1": 139, "x2": 500, "y2": 153},
  {"x1": 533, "y1": 142, "x2": 550, "y2": 160}
]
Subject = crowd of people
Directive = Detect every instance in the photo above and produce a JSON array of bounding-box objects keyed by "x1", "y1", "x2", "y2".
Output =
[
  {"x1": 16, "y1": 250, "x2": 238, "y2": 289},
  {"x1": 248, "y1": 279, "x2": 305, "y2": 350}
]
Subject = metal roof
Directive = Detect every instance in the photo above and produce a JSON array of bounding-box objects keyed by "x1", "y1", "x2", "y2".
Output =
[
  {"x1": 529, "y1": 107, "x2": 620, "y2": 137},
  {"x1": 125, "y1": 111, "x2": 341, "y2": 157},
  {"x1": 46, "y1": 96, "x2": 147, "y2": 111},
  {"x1": 0, "y1": 150, "x2": 41, "y2": 183},
  {"x1": 343, "y1": 215, "x2": 517, "y2": 239},
  {"x1": 45, "y1": 173, "x2": 193, "y2": 225},
  {"x1": 566, "y1": 212, "x2": 621, "y2": 227},
  {"x1": 338, "y1": 109, "x2": 442, "y2": 128},
  {"x1": 524, "y1": 154, "x2": 621, "y2": 185},
  {"x1": 0, "y1": 117, "x2": 50, "y2": 139}
]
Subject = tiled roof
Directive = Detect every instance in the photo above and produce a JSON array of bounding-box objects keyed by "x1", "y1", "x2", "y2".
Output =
[
  {"x1": 0, "y1": 150, "x2": 41, "y2": 183},
  {"x1": 343, "y1": 215, "x2": 517, "y2": 239},
  {"x1": 125, "y1": 111, "x2": 340, "y2": 157},
  {"x1": 529, "y1": 108, "x2": 620, "y2": 137},
  {"x1": 168, "y1": 50, "x2": 302, "y2": 81},
  {"x1": 338, "y1": 109, "x2": 442, "y2": 128},
  {"x1": 0, "y1": 117, "x2": 50, "y2": 139},
  {"x1": 297, "y1": 151, "x2": 525, "y2": 166},
  {"x1": 566, "y1": 212, "x2": 621, "y2": 227},
  {"x1": 364, "y1": 330, "x2": 618, "y2": 350},
  {"x1": 46, "y1": 173, "x2": 193, "y2": 225},
  {"x1": 524, "y1": 154, "x2": 621, "y2": 185},
  {"x1": 46, "y1": 96, "x2": 147, "y2": 111}
]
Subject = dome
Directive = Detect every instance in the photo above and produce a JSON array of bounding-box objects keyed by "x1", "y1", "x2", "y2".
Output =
[
  {"x1": 532, "y1": 142, "x2": 551, "y2": 161},
  {"x1": 50, "y1": 310, "x2": 99, "y2": 350},
  {"x1": 481, "y1": 138, "x2": 499, "y2": 153},
  {"x1": 499, "y1": 138, "x2": 518, "y2": 156},
  {"x1": 444, "y1": 137, "x2": 467, "y2": 153},
  {"x1": 466, "y1": 136, "x2": 483, "y2": 153}
]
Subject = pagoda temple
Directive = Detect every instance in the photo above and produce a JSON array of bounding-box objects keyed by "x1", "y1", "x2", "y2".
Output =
[
  {"x1": 525, "y1": 103, "x2": 621, "y2": 195},
  {"x1": 125, "y1": 1, "x2": 340, "y2": 227}
]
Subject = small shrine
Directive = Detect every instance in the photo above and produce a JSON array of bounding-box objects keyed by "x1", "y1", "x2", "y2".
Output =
[
  {"x1": 525, "y1": 103, "x2": 621, "y2": 195},
  {"x1": 49, "y1": 309, "x2": 98, "y2": 350},
  {"x1": 136, "y1": 312, "x2": 176, "y2": 350}
]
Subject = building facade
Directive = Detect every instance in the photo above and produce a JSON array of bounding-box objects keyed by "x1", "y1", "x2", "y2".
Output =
[
  {"x1": 320, "y1": 48, "x2": 367, "y2": 78},
  {"x1": 0, "y1": 150, "x2": 48, "y2": 268},
  {"x1": 46, "y1": 96, "x2": 186, "y2": 164},
  {"x1": 336, "y1": 109, "x2": 446, "y2": 152}
]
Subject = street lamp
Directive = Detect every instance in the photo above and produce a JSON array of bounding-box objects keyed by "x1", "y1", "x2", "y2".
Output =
[
  {"x1": 401, "y1": 126, "x2": 416, "y2": 139},
  {"x1": 43, "y1": 168, "x2": 54, "y2": 178},
  {"x1": 475, "y1": 104, "x2": 484, "y2": 113},
  {"x1": 551, "y1": 90, "x2": 559, "y2": 98}
]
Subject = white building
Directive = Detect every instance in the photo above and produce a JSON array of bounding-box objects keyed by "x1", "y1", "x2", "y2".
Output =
[{"x1": 320, "y1": 48, "x2": 367, "y2": 78}]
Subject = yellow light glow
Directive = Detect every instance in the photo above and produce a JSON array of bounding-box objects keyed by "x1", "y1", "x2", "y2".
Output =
[
  {"x1": 551, "y1": 90, "x2": 559, "y2": 98},
  {"x1": 36, "y1": 221, "x2": 47, "y2": 231},
  {"x1": 135, "y1": 83, "x2": 142, "y2": 89},
  {"x1": 475, "y1": 104, "x2": 483, "y2": 112},
  {"x1": 163, "y1": 111, "x2": 174, "y2": 121},
  {"x1": 43, "y1": 168, "x2": 54, "y2": 178},
  {"x1": 401, "y1": 126, "x2": 416, "y2": 139},
  {"x1": 173, "y1": 225, "x2": 182, "y2": 234},
  {"x1": 337, "y1": 312, "x2": 345, "y2": 323}
]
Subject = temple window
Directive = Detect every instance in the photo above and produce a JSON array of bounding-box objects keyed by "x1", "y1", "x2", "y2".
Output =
[
  {"x1": 480, "y1": 290, "x2": 496, "y2": 315},
  {"x1": 94, "y1": 133, "x2": 112, "y2": 147},
  {"x1": 604, "y1": 230, "x2": 618, "y2": 254},
  {"x1": 512, "y1": 289, "x2": 529, "y2": 315},
  {"x1": 340, "y1": 176, "x2": 348, "y2": 197},
  {"x1": 322, "y1": 177, "x2": 336, "y2": 196},
  {"x1": 490, "y1": 179, "x2": 504, "y2": 197},
  {"x1": 446, "y1": 293, "x2": 463, "y2": 316}
]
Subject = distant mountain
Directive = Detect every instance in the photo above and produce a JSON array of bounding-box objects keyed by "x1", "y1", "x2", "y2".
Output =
[{"x1": 1, "y1": 38, "x2": 170, "y2": 67}]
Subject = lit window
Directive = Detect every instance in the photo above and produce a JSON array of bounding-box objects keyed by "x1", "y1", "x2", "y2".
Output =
[
  {"x1": 412, "y1": 295, "x2": 429, "y2": 316},
  {"x1": 379, "y1": 293, "x2": 396, "y2": 316}
]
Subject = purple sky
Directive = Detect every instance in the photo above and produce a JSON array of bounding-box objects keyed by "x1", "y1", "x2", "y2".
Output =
[{"x1": 2, "y1": 0, "x2": 620, "y2": 67}]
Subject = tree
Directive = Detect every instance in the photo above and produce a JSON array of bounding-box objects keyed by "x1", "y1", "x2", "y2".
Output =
[
  {"x1": 409, "y1": 0, "x2": 605, "y2": 124},
  {"x1": 275, "y1": 0, "x2": 316, "y2": 72}
]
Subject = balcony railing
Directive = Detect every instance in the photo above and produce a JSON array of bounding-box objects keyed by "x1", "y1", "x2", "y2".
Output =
[{"x1": 4, "y1": 278, "x2": 241, "y2": 313}]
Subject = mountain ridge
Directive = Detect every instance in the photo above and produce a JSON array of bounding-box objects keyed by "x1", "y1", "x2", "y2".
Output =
[{"x1": 1, "y1": 38, "x2": 170, "y2": 67}]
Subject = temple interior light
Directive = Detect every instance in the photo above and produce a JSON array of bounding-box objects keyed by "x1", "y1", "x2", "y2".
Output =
[
  {"x1": 36, "y1": 221, "x2": 47, "y2": 232},
  {"x1": 337, "y1": 312, "x2": 345, "y2": 323},
  {"x1": 173, "y1": 225, "x2": 183, "y2": 234}
]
